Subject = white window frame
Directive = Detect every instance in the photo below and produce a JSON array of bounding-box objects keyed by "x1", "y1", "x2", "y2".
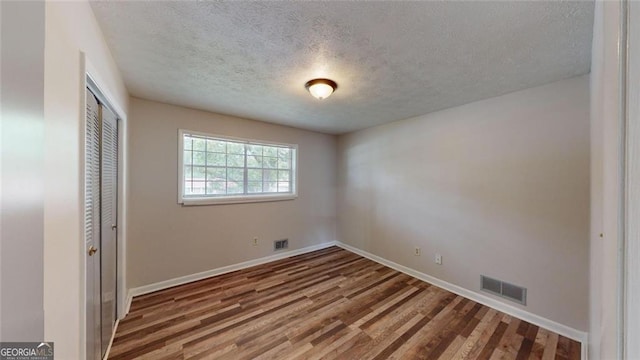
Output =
[{"x1": 178, "y1": 129, "x2": 298, "y2": 206}]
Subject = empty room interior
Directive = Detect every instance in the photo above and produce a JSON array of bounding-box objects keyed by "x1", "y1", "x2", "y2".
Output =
[{"x1": 2, "y1": 0, "x2": 639, "y2": 360}]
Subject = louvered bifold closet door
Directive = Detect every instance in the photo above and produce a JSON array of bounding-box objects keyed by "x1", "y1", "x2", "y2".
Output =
[
  {"x1": 85, "y1": 89, "x2": 102, "y2": 360},
  {"x1": 100, "y1": 103, "x2": 118, "y2": 356}
]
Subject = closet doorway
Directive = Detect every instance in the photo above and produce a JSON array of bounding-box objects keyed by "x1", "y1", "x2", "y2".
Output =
[{"x1": 85, "y1": 81, "x2": 119, "y2": 360}]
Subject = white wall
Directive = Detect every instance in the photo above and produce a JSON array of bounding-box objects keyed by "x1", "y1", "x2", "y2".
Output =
[
  {"x1": 589, "y1": 1, "x2": 624, "y2": 359},
  {"x1": 43, "y1": 1, "x2": 128, "y2": 358},
  {"x1": 127, "y1": 98, "x2": 336, "y2": 289},
  {"x1": 337, "y1": 76, "x2": 590, "y2": 332},
  {"x1": 0, "y1": 0, "x2": 45, "y2": 341}
]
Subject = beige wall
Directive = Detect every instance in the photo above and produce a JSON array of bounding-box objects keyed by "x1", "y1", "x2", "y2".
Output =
[
  {"x1": 44, "y1": 1, "x2": 128, "y2": 358},
  {"x1": 127, "y1": 98, "x2": 336, "y2": 289},
  {"x1": 337, "y1": 76, "x2": 590, "y2": 331}
]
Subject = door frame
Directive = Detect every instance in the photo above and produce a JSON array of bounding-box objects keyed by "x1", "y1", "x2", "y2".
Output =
[
  {"x1": 624, "y1": 1, "x2": 640, "y2": 358},
  {"x1": 83, "y1": 55, "x2": 129, "y2": 358}
]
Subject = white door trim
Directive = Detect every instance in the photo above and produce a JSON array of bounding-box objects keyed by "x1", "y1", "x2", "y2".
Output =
[
  {"x1": 624, "y1": 1, "x2": 640, "y2": 358},
  {"x1": 82, "y1": 55, "x2": 129, "y2": 360},
  {"x1": 85, "y1": 59, "x2": 128, "y2": 322}
]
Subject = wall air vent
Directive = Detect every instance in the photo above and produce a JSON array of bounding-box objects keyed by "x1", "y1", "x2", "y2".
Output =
[
  {"x1": 481, "y1": 275, "x2": 527, "y2": 305},
  {"x1": 274, "y1": 239, "x2": 288, "y2": 251}
]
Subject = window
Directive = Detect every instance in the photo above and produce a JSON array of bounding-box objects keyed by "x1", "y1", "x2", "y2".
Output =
[{"x1": 178, "y1": 129, "x2": 297, "y2": 205}]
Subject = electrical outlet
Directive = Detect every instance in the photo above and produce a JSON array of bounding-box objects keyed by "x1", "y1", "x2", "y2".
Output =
[
  {"x1": 253, "y1": 237, "x2": 258, "y2": 246},
  {"x1": 435, "y1": 253, "x2": 442, "y2": 265},
  {"x1": 414, "y1": 247, "x2": 421, "y2": 256}
]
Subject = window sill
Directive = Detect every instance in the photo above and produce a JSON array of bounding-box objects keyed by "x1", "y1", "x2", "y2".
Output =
[{"x1": 180, "y1": 194, "x2": 297, "y2": 206}]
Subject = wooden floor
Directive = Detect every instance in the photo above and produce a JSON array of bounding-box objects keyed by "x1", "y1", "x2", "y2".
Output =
[{"x1": 109, "y1": 247, "x2": 581, "y2": 360}]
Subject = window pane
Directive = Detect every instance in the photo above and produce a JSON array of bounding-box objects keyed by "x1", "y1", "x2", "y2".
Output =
[
  {"x1": 278, "y1": 158, "x2": 290, "y2": 169},
  {"x1": 263, "y1": 146, "x2": 277, "y2": 157},
  {"x1": 227, "y1": 181, "x2": 244, "y2": 194},
  {"x1": 278, "y1": 148, "x2": 291, "y2": 169},
  {"x1": 248, "y1": 169, "x2": 262, "y2": 181},
  {"x1": 263, "y1": 181, "x2": 277, "y2": 193},
  {"x1": 227, "y1": 154, "x2": 244, "y2": 167},
  {"x1": 207, "y1": 139, "x2": 226, "y2": 153},
  {"x1": 184, "y1": 165, "x2": 193, "y2": 180},
  {"x1": 247, "y1": 181, "x2": 263, "y2": 193},
  {"x1": 264, "y1": 169, "x2": 277, "y2": 182},
  {"x1": 184, "y1": 150, "x2": 193, "y2": 165},
  {"x1": 247, "y1": 155, "x2": 262, "y2": 168},
  {"x1": 278, "y1": 182, "x2": 290, "y2": 192},
  {"x1": 227, "y1": 142, "x2": 245, "y2": 154},
  {"x1": 278, "y1": 147, "x2": 290, "y2": 158},
  {"x1": 183, "y1": 136, "x2": 193, "y2": 150},
  {"x1": 193, "y1": 166, "x2": 206, "y2": 180},
  {"x1": 207, "y1": 152, "x2": 226, "y2": 166},
  {"x1": 191, "y1": 181, "x2": 206, "y2": 194},
  {"x1": 192, "y1": 151, "x2": 206, "y2": 166},
  {"x1": 193, "y1": 138, "x2": 206, "y2": 151},
  {"x1": 278, "y1": 154, "x2": 291, "y2": 169},
  {"x1": 277, "y1": 170, "x2": 290, "y2": 182},
  {"x1": 246, "y1": 144, "x2": 263, "y2": 156},
  {"x1": 206, "y1": 181, "x2": 226, "y2": 195},
  {"x1": 227, "y1": 168, "x2": 244, "y2": 182},
  {"x1": 184, "y1": 180, "x2": 194, "y2": 195},
  {"x1": 264, "y1": 157, "x2": 277, "y2": 169},
  {"x1": 206, "y1": 167, "x2": 226, "y2": 181}
]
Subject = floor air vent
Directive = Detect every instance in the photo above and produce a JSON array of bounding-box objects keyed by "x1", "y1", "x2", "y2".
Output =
[
  {"x1": 481, "y1": 275, "x2": 527, "y2": 305},
  {"x1": 274, "y1": 239, "x2": 288, "y2": 251}
]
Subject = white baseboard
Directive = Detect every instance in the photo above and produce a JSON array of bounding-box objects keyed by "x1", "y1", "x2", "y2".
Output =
[
  {"x1": 127, "y1": 241, "x2": 338, "y2": 301},
  {"x1": 335, "y1": 241, "x2": 588, "y2": 359},
  {"x1": 124, "y1": 293, "x2": 133, "y2": 315}
]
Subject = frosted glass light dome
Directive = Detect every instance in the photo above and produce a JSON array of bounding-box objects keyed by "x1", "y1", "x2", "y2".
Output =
[{"x1": 305, "y1": 79, "x2": 337, "y2": 100}]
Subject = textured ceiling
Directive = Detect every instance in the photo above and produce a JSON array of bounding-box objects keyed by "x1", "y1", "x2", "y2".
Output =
[{"x1": 90, "y1": 1, "x2": 594, "y2": 134}]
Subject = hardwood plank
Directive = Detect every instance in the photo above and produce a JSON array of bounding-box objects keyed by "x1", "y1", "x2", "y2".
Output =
[
  {"x1": 462, "y1": 311, "x2": 505, "y2": 359},
  {"x1": 515, "y1": 325, "x2": 539, "y2": 360},
  {"x1": 542, "y1": 332, "x2": 560, "y2": 360},
  {"x1": 556, "y1": 335, "x2": 572, "y2": 359},
  {"x1": 388, "y1": 296, "x2": 464, "y2": 359},
  {"x1": 353, "y1": 308, "x2": 426, "y2": 358},
  {"x1": 529, "y1": 328, "x2": 550, "y2": 360},
  {"x1": 568, "y1": 337, "x2": 582, "y2": 360},
  {"x1": 477, "y1": 320, "x2": 509, "y2": 359},
  {"x1": 416, "y1": 301, "x2": 481, "y2": 359},
  {"x1": 325, "y1": 331, "x2": 372, "y2": 360},
  {"x1": 497, "y1": 317, "x2": 525, "y2": 359},
  {"x1": 108, "y1": 247, "x2": 581, "y2": 360},
  {"x1": 361, "y1": 288, "x2": 434, "y2": 340},
  {"x1": 450, "y1": 309, "x2": 502, "y2": 360},
  {"x1": 438, "y1": 335, "x2": 466, "y2": 360}
]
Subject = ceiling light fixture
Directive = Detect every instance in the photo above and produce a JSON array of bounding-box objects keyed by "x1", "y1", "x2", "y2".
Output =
[{"x1": 305, "y1": 78, "x2": 337, "y2": 100}]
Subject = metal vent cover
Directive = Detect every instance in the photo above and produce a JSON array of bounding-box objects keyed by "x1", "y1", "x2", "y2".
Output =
[
  {"x1": 274, "y1": 239, "x2": 288, "y2": 251},
  {"x1": 481, "y1": 275, "x2": 527, "y2": 305}
]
